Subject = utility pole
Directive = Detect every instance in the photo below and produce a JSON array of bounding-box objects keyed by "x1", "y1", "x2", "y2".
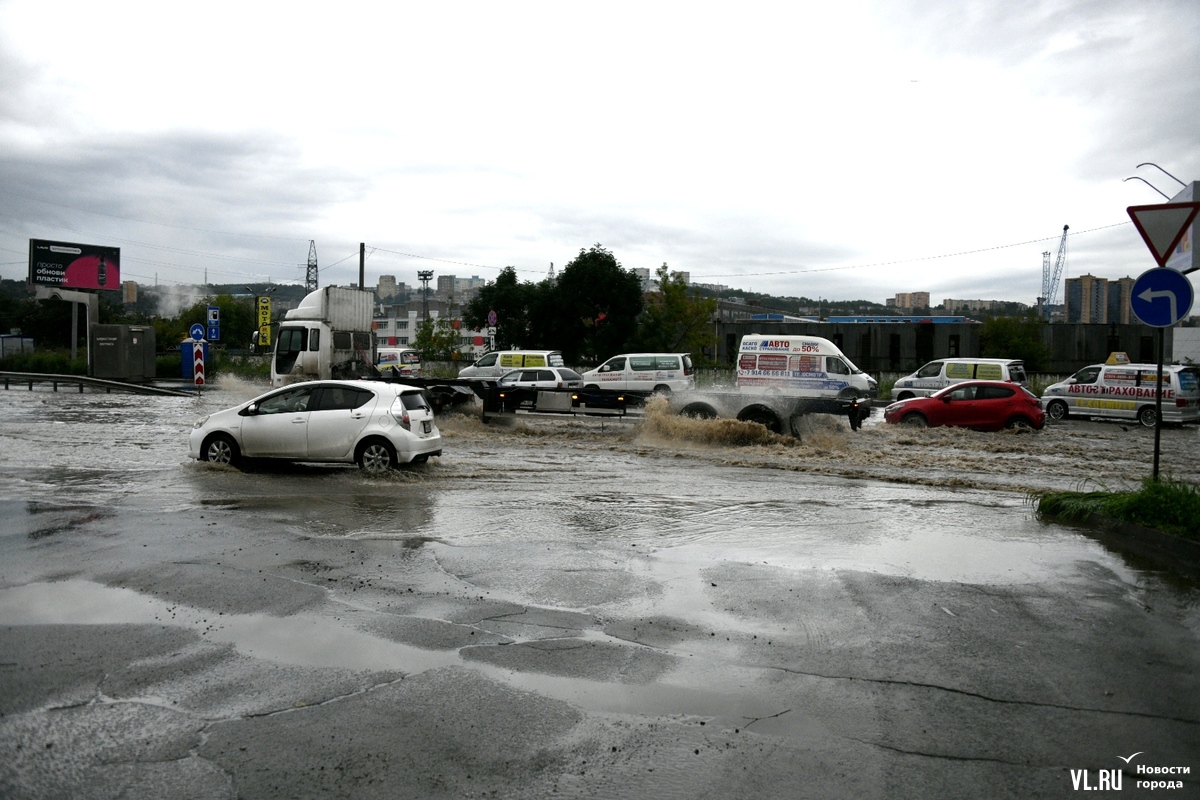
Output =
[{"x1": 359, "y1": 243, "x2": 365, "y2": 290}]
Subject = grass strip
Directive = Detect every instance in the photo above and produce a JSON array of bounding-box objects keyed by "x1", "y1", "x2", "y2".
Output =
[{"x1": 1035, "y1": 478, "x2": 1200, "y2": 541}]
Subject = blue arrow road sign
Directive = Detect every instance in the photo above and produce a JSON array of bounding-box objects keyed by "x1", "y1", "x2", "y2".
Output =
[
  {"x1": 207, "y1": 325, "x2": 221, "y2": 341},
  {"x1": 1131, "y1": 267, "x2": 1194, "y2": 327},
  {"x1": 190, "y1": 323, "x2": 205, "y2": 341}
]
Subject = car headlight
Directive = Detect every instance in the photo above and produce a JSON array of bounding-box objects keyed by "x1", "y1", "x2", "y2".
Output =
[{"x1": 193, "y1": 416, "x2": 209, "y2": 429}]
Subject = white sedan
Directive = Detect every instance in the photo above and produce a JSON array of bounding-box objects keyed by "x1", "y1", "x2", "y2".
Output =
[{"x1": 189, "y1": 380, "x2": 442, "y2": 471}]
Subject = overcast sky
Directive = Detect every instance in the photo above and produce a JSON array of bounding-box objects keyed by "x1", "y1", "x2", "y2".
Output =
[{"x1": 1, "y1": 0, "x2": 1197, "y2": 308}]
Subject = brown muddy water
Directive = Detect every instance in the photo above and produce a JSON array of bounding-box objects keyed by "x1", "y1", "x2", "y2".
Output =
[{"x1": 2, "y1": 379, "x2": 1199, "y2": 799}]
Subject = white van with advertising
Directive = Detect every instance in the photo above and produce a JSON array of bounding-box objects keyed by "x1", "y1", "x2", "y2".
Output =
[
  {"x1": 376, "y1": 347, "x2": 422, "y2": 377},
  {"x1": 890, "y1": 358, "x2": 1027, "y2": 401},
  {"x1": 582, "y1": 353, "x2": 694, "y2": 394},
  {"x1": 736, "y1": 335, "x2": 876, "y2": 399},
  {"x1": 1040, "y1": 353, "x2": 1200, "y2": 427},
  {"x1": 458, "y1": 350, "x2": 564, "y2": 380}
]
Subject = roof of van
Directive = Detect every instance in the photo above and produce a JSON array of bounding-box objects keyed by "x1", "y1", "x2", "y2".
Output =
[{"x1": 927, "y1": 357, "x2": 1024, "y2": 364}]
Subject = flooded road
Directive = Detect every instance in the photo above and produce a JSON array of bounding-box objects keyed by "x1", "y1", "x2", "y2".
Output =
[{"x1": 1, "y1": 380, "x2": 1198, "y2": 798}]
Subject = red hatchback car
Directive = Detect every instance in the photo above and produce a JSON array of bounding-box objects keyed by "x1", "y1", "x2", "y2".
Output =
[{"x1": 883, "y1": 380, "x2": 1045, "y2": 431}]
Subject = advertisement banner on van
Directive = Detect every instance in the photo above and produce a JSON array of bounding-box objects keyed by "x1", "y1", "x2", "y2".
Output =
[{"x1": 28, "y1": 239, "x2": 121, "y2": 291}]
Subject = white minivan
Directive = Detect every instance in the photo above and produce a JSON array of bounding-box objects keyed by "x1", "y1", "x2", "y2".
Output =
[
  {"x1": 890, "y1": 358, "x2": 1027, "y2": 401},
  {"x1": 736, "y1": 335, "x2": 876, "y2": 399},
  {"x1": 376, "y1": 347, "x2": 422, "y2": 377},
  {"x1": 1041, "y1": 355, "x2": 1200, "y2": 427},
  {"x1": 458, "y1": 350, "x2": 564, "y2": 380},
  {"x1": 581, "y1": 353, "x2": 694, "y2": 394}
]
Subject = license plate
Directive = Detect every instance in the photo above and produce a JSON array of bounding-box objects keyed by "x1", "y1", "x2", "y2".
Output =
[{"x1": 422, "y1": 420, "x2": 432, "y2": 434}]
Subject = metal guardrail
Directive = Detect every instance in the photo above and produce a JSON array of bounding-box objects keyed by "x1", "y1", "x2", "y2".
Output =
[{"x1": 0, "y1": 372, "x2": 193, "y2": 397}]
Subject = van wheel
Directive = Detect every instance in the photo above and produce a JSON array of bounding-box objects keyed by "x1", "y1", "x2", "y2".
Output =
[
  {"x1": 585, "y1": 384, "x2": 599, "y2": 390},
  {"x1": 900, "y1": 412, "x2": 928, "y2": 428},
  {"x1": 896, "y1": 391, "x2": 915, "y2": 401},
  {"x1": 1045, "y1": 399, "x2": 1069, "y2": 421},
  {"x1": 653, "y1": 385, "x2": 672, "y2": 396},
  {"x1": 737, "y1": 405, "x2": 783, "y2": 434},
  {"x1": 357, "y1": 439, "x2": 397, "y2": 472},
  {"x1": 679, "y1": 402, "x2": 718, "y2": 419},
  {"x1": 1138, "y1": 406, "x2": 1157, "y2": 428}
]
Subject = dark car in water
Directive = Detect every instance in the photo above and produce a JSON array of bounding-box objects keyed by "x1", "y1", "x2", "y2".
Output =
[{"x1": 883, "y1": 380, "x2": 1045, "y2": 431}]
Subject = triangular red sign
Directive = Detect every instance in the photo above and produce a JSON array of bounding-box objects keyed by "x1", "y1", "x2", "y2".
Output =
[{"x1": 1127, "y1": 202, "x2": 1200, "y2": 268}]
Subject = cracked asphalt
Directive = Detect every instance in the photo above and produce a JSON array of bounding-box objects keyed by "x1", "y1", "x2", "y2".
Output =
[{"x1": 1, "y1": 384, "x2": 1198, "y2": 798}]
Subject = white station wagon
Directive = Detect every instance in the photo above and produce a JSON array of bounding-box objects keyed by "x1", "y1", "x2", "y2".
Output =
[{"x1": 189, "y1": 380, "x2": 442, "y2": 471}]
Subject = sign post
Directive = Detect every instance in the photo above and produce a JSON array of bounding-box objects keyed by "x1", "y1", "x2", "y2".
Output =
[
  {"x1": 189, "y1": 325, "x2": 207, "y2": 391},
  {"x1": 1128, "y1": 200, "x2": 1200, "y2": 479},
  {"x1": 1128, "y1": 265, "x2": 1196, "y2": 480}
]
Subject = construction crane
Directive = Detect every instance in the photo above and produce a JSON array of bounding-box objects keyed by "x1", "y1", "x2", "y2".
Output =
[{"x1": 1040, "y1": 225, "x2": 1069, "y2": 322}]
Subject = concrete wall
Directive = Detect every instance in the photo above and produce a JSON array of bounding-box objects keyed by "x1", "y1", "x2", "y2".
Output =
[{"x1": 715, "y1": 320, "x2": 1178, "y2": 375}]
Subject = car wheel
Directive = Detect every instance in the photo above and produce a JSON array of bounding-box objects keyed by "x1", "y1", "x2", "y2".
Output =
[
  {"x1": 1045, "y1": 399, "x2": 1068, "y2": 421},
  {"x1": 357, "y1": 439, "x2": 397, "y2": 472},
  {"x1": 1138, "y1": 406, "x2": 1157, "y2": 428},
  {"x1": 900, "y1": 412, "x2": 928, "y2": 428},
  {"x1": 202, "y1": 433, "x2": 240, "y2": 467},
  {"x1": 1004, "y1": 416, "x2": 1034, "y2": 431}
]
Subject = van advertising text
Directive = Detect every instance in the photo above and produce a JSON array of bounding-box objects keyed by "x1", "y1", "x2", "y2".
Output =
[{"x1": 1067, "y1": 384, "x2": 1174, "y2": 400}]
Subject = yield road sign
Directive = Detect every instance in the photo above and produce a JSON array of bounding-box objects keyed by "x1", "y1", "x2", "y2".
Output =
[
  {"x1": 1130, "y1": 267, "x2": 1194, "y2": 327},
  {"x1": 1127, "y1": 202, "x2": 1200, "y2": 270}
]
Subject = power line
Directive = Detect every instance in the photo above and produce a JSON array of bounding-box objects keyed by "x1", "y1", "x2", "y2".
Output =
[
  {"x1": 1, "y1": 190, "x2": 310, "y2": 242},
  {"x1": 699, "y1": 221, "x2": 1131, "y2": 279}
]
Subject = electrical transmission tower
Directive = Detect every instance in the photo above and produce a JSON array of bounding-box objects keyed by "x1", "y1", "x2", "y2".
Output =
[
  {"x1": 305, "y1": 241, "x2": 319, "y2": 294},
  {"x1": 1040, "y1": 225, "x2": 1069, "y2": 322}
]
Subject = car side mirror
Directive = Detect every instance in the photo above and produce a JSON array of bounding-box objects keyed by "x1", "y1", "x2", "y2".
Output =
[
  {"x1": 241, "y1": 403, "x2": 259, "y2": 416},
  {"x1": 941, "y1": 395, "x2": 952, "y2": 403}
]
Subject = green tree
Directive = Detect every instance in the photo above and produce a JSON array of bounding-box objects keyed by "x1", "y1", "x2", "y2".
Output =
[
  {"x1": 176, "y1": 294, "x2": 258, "y2": 350},
  {"x1": 543, "y1": 244, "x2": 643, "y2": 364},
  {"x1": 980, "y1": 312, "x2": 1051, "y2": 371},
  {"x1": 462, "y1": 267, "x2": 538, "y2": 350},
  {"x1": 633, "y1": 263, "x2": 718, "y2": 363},
  {"x1": 414, "y1": 317, "x2": 461, "y2": 361}
]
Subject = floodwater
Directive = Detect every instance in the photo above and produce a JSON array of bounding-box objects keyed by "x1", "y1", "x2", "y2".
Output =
[{"x1": 2, "y1": 379, "x2": 1199, "y2": 798}]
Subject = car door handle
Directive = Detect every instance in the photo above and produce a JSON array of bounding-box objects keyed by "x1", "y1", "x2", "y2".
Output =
[
  {"x1": 351, "y1": 412, "x2": 365, "y2": 419},
  {"x1": 292, "y1": 418, "x2": 306, "y2": 424}
]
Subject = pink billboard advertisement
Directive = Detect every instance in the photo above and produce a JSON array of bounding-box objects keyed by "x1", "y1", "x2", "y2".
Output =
[{"x1": 28, "y1": 239, "x2": 121, "y2": 291}]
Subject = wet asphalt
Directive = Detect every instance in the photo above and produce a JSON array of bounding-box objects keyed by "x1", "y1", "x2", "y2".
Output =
[{"x1": 1, "y1": 384, "x2": 1198, "y2": 798}]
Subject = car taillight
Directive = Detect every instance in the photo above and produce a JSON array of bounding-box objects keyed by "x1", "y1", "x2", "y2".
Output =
[
  {"x1": 557, "y1": 380, "x2": 564, "y2": 388},
  {"x1": 1177, "y1": 398, "x2": 1188, "y2": 408},
  {"x1": 392, "y1": 405, "x2": 411, "y2": 429}
]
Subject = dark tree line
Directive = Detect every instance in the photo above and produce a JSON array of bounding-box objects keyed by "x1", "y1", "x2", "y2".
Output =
[{"x1": 462, "y1": 245, "x2": 717, "y2": 365}]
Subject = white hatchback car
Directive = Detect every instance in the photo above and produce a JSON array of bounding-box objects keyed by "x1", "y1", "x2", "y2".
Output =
[{"x1": 189, "y1": 380, "x2": 442, "y2": 471}]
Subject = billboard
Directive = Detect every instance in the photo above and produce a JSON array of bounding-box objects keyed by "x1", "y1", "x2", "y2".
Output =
[{"x1": 28, "y1": 239, "x2": 121, "y2": 290}]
